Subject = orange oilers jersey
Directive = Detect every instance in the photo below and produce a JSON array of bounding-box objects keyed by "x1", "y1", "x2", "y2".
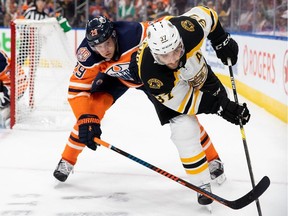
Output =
[
  {"x1": 68, "y1": 21, "x2": 149, "y2": 118},
  {"x1": 0, "y1": 50, "x2": 11, "y2": 86}
]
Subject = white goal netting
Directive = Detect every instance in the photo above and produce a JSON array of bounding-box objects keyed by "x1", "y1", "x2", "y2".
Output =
[{"x1": 10, "y1": 18, "x2": 76, "y2": 130}]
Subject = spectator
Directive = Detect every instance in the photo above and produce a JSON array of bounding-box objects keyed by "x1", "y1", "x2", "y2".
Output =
[
  {"x1": 146, "y1": 4, "x2": 156, "y2": 20},
  {"x1": 3, "y1": 1, "x2": 18, "y2": 27},
  {"x1": 154, "y1": 0, "x2": 168, "y2": 14},
  {"x1": 89, "y1": 0, "x2": 103, "y2": 15},
  {"x1": 215, "y1": 0, "x2": 230, "y2": 29},
  {"x1": 175, "y1": 0, "x2": 188, "y2": 15},
  {"x1": 72, "y1": 11, "x2": 86, "y2": 28},
  {"x1": 137, "y1": 0, "x2": 155, "y2": 21},
  {"x1": 207, "y1": 1, "x2": 215, "y2": 10},
  {"x1": 276, "y1": 9, "x2": 288, "y2": 35},
  {"x1": 89, "y1": 0, "x2": 106, "y2": 19},
  {"x1": 45, "y1": 0, "x2": 54, "y2": 16},
  {"x1": 255, "y1": 9, "x2": 273, "y2": 33},
  {"x1": 148, "y1": 0, "x2": 171, "y2": 19},
  {"x1": 238, "y1": 1, "x2": 253, "y2": 32},
  {"x1": 104, "y1": 0, "x2": 117, "y2": 20},
  {"x1": 59, "y1": 0, "x2": 75, "y2": 24},
  {"x1": 0, "y1": 1, "x2": 5, "y2": 26}
]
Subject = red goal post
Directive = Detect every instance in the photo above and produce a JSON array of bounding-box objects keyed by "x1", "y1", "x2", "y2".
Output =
[{"x1": 10, "y1": 18, "x2": 76, "y2": 130}]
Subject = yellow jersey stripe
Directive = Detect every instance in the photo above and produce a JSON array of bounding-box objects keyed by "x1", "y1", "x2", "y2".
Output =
[
  {"x1": 181, "y1": 151, "x2": 206, "y2": 163},
  {"x1": 177, "y1": 86, "x2": 193, "y2": 113},
  {"x1": 188, "y1": 89, "x2": 200, "y2": 115}
]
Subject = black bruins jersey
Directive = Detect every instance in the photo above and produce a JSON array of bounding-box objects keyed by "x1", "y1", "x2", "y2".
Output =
[{"x1": 137, "y1": 6, "x2": 224, "y2": 116}]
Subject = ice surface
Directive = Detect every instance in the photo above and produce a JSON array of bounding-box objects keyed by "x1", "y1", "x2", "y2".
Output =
[{"x1": 0, "y1": 89, "x2": 287, "y2": 216}]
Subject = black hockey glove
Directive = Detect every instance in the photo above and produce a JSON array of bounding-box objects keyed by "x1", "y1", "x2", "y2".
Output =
[
  {"x1": 78, "y1": 114, "x2": 102, "y2": 151},
  {"x1": 211, "y1": 33, "x2": 238, "y2": 66},
  {"x1": 0, "y1": 82, "x2": 10, "y2": 108},
  {"x1": 218, "y1": 97, "x2": 250, "y2": 125}
]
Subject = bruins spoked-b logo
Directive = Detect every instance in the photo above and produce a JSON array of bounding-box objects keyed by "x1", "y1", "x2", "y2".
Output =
[
  {"x1": 181, "y1": 20, "x2": 195, "y2": 32},
  {"x1": 147, "y1": 78, "x2": 163, "y2": 89}
]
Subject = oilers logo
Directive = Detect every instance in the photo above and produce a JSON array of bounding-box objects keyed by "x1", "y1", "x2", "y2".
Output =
[
  {"x1": 77, "y1": 47, "x2": 91, "y2": 62},
  {"x1": 106, "y1": 63, "x2": 133, "y2": 80}
]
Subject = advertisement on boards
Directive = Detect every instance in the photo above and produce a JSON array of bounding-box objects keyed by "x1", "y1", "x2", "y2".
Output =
[
  {"x1": 202, "y1": 35, "x2": 287, "y2": 122},
  {"x1": 1, "y1": 27, "x2": 287, "y2": 122}
]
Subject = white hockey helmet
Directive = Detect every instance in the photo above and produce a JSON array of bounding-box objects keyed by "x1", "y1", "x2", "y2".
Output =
[{"x1": 147, "y1": 20, "x2": 184, "y2": 64}]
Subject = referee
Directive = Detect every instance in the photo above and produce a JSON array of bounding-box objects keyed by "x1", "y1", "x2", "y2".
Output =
[
  {"x1": 18, "y1": 0, "x2": 50, "y2": 102},
  {"x1": 23, "y1": 0, "x2": 49, "y2": 20}
]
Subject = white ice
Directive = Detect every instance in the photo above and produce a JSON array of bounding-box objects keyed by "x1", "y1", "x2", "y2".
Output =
[{"x1": 0, "y1": 88, "x2": 287, "y2": 216}]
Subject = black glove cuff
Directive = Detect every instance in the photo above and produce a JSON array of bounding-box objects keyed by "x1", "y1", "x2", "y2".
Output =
[{"x1": 212, "y1": 33, "x2": 231, "y2": 50}]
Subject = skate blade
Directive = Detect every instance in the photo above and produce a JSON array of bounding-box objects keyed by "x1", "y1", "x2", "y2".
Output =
[
  {"x1": 215, "y1": 173, "x2": 227, "y2": 185},
  {"x1": 205, "y1": 204, "x2": 212, "y2": 213}
]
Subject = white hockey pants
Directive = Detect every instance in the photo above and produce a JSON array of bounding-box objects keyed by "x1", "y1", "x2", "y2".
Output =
[{"x1": 170, "y1": 114, "x2": 211, "y2": 186}]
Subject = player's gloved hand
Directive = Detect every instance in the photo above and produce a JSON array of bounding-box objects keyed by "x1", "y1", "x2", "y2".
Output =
[
  {"x1": 211, "y1": 33, "x2": 238, "y2": 65},
  {"x1": 77, "y1": 114, "x2": 102, "y2": 151},
  {"x1": 0, "y1": 82, "x2": 10, "y2": 108},
  {"x1": 218, "y1": 97, "x2": 250, "y2": 125}
]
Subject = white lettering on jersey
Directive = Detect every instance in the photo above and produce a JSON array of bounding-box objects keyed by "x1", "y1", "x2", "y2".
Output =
[{"x1": 106, "y1": 63, "x2": 134, "y2": 81}]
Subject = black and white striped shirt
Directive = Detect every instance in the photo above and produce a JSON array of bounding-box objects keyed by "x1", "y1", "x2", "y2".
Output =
[{"x1": 23, "y1": 7, "x2": 49, "y2": 20}]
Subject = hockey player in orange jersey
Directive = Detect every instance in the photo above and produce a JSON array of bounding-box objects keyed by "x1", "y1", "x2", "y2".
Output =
[{"x1": 53, "y1": 15, "x2": 226, "y2": 188}]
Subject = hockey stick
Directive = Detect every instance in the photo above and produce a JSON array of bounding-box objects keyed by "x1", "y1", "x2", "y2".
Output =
[
  {"x1": 227, "y1": 58, "x2": 264, "y2": 215},
  {"x1": 94, "y1": 137, "x2": 270, "y2": 210}
]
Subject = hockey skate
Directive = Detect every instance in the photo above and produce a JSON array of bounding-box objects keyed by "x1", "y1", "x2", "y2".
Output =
[
  {"x1": 209, "y1": 159, "x2": 226, "y2": 185},
  {"x1": 197, "y1": 183, "x2": 213, "y2": 205},
  {"x1": 53, "y1": 159, "x2": 74, "y2": 182}
]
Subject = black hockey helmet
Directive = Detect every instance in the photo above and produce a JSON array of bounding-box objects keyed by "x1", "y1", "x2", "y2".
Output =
[{"x1": 86, "y1": 16, "x2": 114, "y2": 48}]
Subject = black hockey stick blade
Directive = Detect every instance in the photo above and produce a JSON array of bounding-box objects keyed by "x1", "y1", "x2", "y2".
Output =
[{"x1": 226, "y1": 176, "x2": 270, "y2": 209}]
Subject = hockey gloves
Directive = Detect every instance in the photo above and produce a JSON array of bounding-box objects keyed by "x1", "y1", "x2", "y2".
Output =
[
  {"x1": 0, "y1": 82, "x2": 10, "y2": 108},
  {"x1": 211, "y1": 33, "x2": 238, "y2": 66},
  {"x1": 78, "y1": 114, "x2": 102, "y2": 151},
  {"x1": 218, "y1": 97, "x2": 250, "y2": 125}
]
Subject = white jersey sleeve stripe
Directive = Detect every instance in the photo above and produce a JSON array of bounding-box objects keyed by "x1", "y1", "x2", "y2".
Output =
[{"x1": 69, "y1": 82, "x2": 92, "y2": 89}]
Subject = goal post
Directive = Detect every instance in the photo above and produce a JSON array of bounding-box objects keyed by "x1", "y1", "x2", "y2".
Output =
[{"x1": 10, "y1": 18, "x2": 76, "y2": 130}]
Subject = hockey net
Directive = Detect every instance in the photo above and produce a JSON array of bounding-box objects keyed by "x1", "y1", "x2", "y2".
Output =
[{"x1": 10, "y1": 18, "x2": 76, "y2": 130}]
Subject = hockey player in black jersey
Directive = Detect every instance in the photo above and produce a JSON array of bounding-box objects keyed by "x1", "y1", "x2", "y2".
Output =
[{"x1": 133, "y1": 6, "x2": 250, "y2": 206}]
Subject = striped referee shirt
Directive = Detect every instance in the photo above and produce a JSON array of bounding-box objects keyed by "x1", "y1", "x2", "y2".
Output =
[{"x1": 23, "y1": 7, "x2": 49, "y2": 20}]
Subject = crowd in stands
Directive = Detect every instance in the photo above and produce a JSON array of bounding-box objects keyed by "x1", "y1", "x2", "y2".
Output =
[{"x1": 0, "y1": 0, "x2": 287, "y2": 36}]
